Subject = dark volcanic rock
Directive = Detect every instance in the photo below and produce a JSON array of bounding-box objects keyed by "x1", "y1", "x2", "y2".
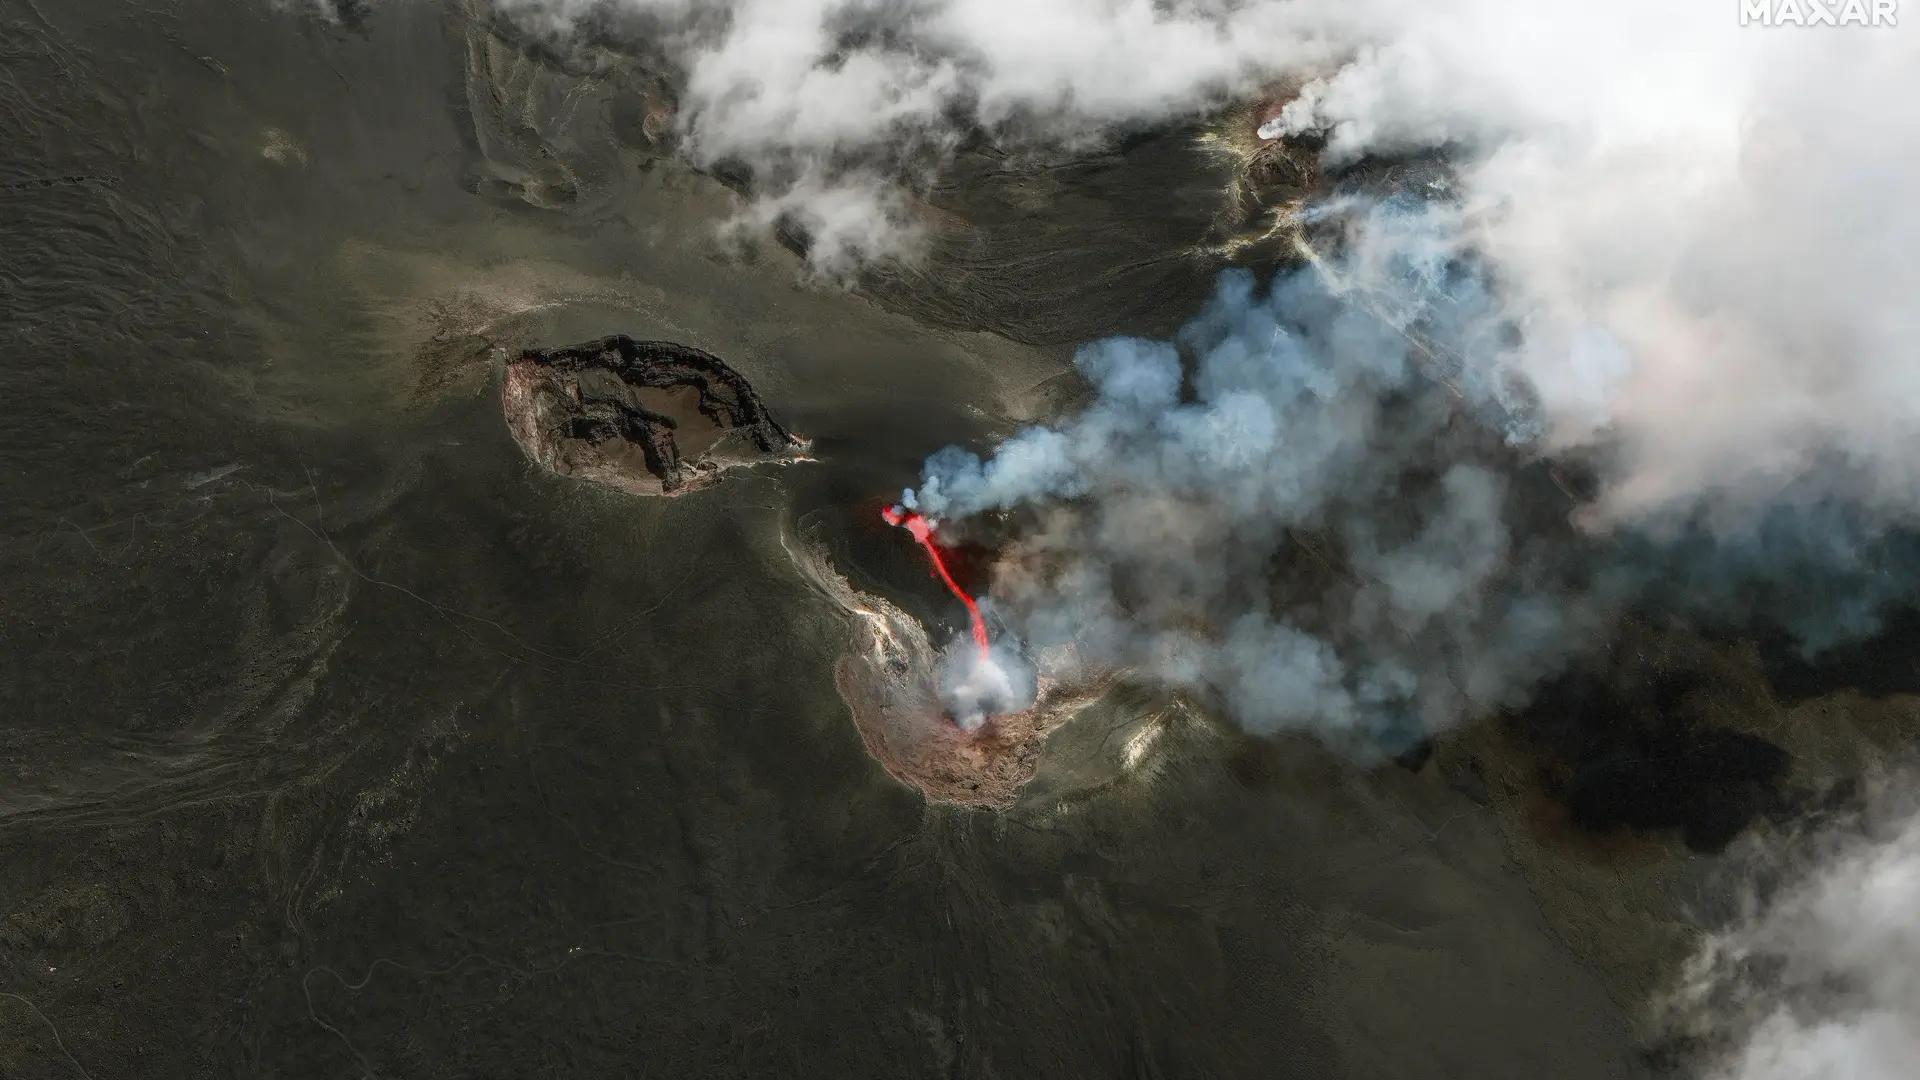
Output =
[
  {"x1": 1515, "y1": 658, "x2": 1796, "y2": 855},
  {"x1": 503, "y1": 335, "x2": 809, "y2": 496}
]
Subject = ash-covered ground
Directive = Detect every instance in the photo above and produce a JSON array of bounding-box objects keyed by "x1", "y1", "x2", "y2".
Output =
[{"x1": 1, "y1": 2, "x2": 1914, "y2": 1078}]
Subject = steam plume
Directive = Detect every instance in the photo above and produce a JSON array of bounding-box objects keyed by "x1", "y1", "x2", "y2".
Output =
[{"x1": 939, "y1": 638, "x2": 1036, "y2": 730}]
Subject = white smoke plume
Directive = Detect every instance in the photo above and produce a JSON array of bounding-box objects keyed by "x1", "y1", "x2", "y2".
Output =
[
  {"x1": 903, "y1": 253, "x2": 1607, "y2": 748},
  {"x1": 938, "y1": 638, "x2": 1037, "y2": 729},
  {"x1": 1667, "y1": 787, "x2": 1920, "y2": 1080}
]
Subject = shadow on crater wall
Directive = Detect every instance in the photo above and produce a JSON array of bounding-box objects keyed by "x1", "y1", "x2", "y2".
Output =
[
  {"x1": 1758, "y1": 608, "x2": 1920, "y2": 704},
  {"x1": 1515, "y1": 669, "x2": 1792, "y2": 854}
]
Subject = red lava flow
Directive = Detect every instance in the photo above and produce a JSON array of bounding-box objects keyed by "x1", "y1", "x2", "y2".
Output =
[{"x1": 883, "y1": 504, "x2": 991, "y2": 661}]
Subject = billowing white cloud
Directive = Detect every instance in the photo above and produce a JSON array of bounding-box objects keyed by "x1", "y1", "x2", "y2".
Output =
[
  {"x1": 1670, "y1": 791, "x2": 1920, "y2": 1080},
  {"x1": 496, "y1": 0, "x2": 1344, "y2": 268}
]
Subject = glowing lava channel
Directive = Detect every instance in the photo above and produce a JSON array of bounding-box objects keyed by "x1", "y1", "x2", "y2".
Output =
[{"x1": 883, "y1": 504, "x2": 991, "y2": 661}]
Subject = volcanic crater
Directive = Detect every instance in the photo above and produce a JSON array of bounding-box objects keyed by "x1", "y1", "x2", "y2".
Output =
[{"x1": 504, "y1": 334, "x2": 810, "y2": 496}]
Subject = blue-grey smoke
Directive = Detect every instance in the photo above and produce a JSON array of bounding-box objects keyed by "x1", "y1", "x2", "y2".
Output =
[
  {"x1": 896, "y1": 201, "x2": 1597, "y2": 749},
  {"x1": 902, "y1": 196, "x2": 1920, "y2": 746},
  {"x1": 1628, "y1": 501, "x2": 1920, "y2": 659}
]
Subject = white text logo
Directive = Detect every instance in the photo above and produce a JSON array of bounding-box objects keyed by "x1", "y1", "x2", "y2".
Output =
[{"x1": 1740, "y1": 0, "x2": 1900, "y2": 24}]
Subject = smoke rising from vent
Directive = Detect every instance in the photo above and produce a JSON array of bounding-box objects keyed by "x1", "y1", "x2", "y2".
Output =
[
  {"x1": 938, "y1": 639, "x2": 1037, "y2": 730},
  {"x1": 904, "y1": 232, "x2": 1614, "y2": 748}
]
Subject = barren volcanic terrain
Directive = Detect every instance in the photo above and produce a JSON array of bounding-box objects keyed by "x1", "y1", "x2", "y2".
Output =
[{"x1": 1, "y1": 3, "x2": 1912, "y2": 1080}]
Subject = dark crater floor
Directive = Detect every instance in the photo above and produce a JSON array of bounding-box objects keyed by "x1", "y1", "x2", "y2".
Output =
[
  {"x1": 1518, "y1": 668, "x2": 1794, "y2": 854},
  {"x1": 503, "y1": 335, "x2": 809, "y2": 496}
]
